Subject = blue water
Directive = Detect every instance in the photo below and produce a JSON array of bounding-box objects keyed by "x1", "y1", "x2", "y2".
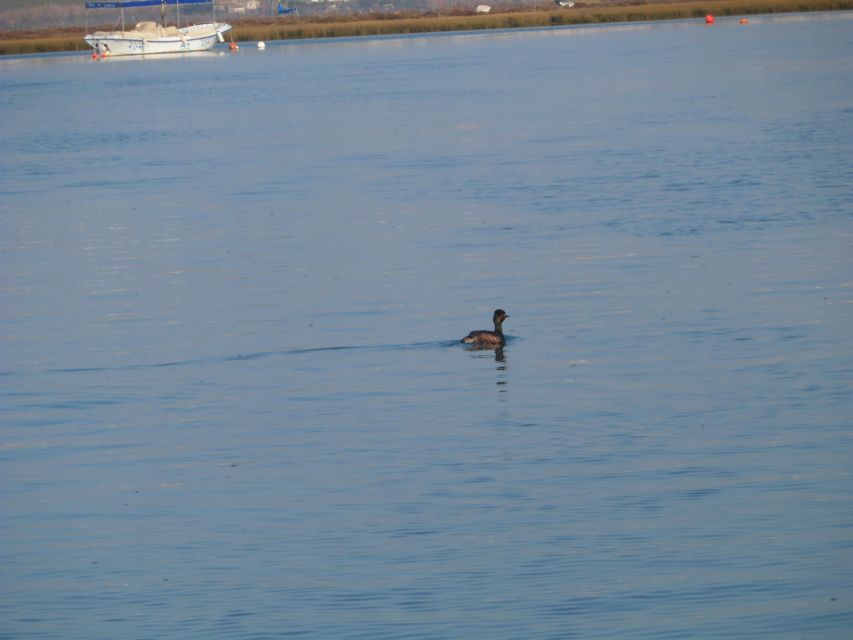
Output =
[{"x1": 2, "y1": 13, "x2": 852, "y2": 639}]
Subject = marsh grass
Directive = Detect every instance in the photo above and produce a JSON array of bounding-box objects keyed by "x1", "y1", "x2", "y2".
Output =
[
  {"x1": 0, "y1": 29, "x2": 88, "y2": 55},
  {"x1": 225, "y1": 0, "x2": 853, "y2": 41},
  {"x1": 1, "y1": 0, "x2": 850, "y2": 55}
]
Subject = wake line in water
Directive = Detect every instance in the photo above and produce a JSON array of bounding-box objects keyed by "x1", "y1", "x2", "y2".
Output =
[{"x1": 0, "y1": 340, "x2": 461, "y2": 378}]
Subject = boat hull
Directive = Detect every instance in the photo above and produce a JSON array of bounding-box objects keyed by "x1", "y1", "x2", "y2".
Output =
[{"x1": 85, "y1": 22, "x2": 231, "y2": 56}]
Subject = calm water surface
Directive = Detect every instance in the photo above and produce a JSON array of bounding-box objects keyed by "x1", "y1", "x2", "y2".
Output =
[{"x1": 2, "y1": 13, "x2": 852, "y2": 639}]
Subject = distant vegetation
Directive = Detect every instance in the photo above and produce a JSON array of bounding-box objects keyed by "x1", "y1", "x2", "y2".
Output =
[
  {"x1": 228, "y1": 0, "x2": 853, "y2": 42},
  {"x1": 9, "y1": 0, "x2": 560, "y2": 29},
  {"x1": 1, "y1": 0, "x2": 851, "y2": 55}
]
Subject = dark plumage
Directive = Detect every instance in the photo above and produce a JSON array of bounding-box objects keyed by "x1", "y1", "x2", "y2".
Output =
[{"x1": 461, "y1": 309, "x2": 509, "y2": 347}]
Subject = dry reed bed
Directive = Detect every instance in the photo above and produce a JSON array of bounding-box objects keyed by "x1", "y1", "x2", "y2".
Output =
[
  {"x1": 1, "y1": 0, "x2": 850, "y2": 55},
  {"x1": 234, "y1": 0, "x2": 852, "y2": 42}
]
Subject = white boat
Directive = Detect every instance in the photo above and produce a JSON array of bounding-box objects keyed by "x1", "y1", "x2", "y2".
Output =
[
  {"x1": 85, "y1": 20, "x2": 231, "y2": 56},
  {"x1": 84, "y1": 0, "x2": 231, "y2": 56}
]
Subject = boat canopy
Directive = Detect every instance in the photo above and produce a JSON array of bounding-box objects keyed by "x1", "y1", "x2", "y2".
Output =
[{"x1": 85, "y1": 0, "x2": 211, "y2": 9}]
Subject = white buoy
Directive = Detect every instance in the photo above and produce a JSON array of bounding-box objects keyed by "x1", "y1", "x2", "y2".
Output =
[{"x1": 257, "y1": 41, "x2": 266, "y2": 50}]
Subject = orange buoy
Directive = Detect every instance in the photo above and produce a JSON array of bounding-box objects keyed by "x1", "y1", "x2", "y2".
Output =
[
  {"x1": 740, "y1": 17, "x2": 749, "y2": 24},
  {"x1": 229, "y1": 41, "x2": 238, "y2": 51},
  {"x1": 705, "y1": 14, "x2": 715, "y2": 24},
  {"x1": 91, "y1": 51, "x2": 99, "y2": 60},
  {"x1": 100, "y1": 52, "x2": 108, "y2": 59}
]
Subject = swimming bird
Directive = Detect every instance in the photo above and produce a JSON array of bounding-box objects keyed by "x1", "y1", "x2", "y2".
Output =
[{"x1": 461, "y1": 309, "x2": 509, "y2": 347}]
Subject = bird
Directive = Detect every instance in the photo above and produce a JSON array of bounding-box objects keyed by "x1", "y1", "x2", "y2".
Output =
[{"x1": 461, "y1": 309, "x2": 509, "y2": 347}]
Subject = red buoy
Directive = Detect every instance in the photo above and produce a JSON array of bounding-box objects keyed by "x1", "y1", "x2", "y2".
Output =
[
  {"x1": 740, "y1": 17, "x2": 749, "y2": 24},
  {"x1": 91, "y1": 51, "x2": 99, "y2": 60},
  {"x1": 705, "y1": 14, "x2": 715, "y2": 24},
  {"x1": 229, "y1": 41, "x2": 238, "y2": 51}
]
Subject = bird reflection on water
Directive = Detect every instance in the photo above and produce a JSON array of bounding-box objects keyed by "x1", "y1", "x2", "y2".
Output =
[
  {"x1": 463, "y1": 343, "x2": 506, "y2": 363},
  {"x1": 463, "y1": 343, "x2": 509, "y2": 393}
]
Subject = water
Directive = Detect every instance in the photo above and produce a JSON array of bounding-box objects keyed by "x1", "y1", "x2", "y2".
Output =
[{"x1": 2, "y1": 13, "x2": 852, "y2": 639}]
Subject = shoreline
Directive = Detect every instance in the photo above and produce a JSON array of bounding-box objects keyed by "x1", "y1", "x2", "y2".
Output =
[{"x1": 1, "y1": 0, "x2": 851, "y2": 56}]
